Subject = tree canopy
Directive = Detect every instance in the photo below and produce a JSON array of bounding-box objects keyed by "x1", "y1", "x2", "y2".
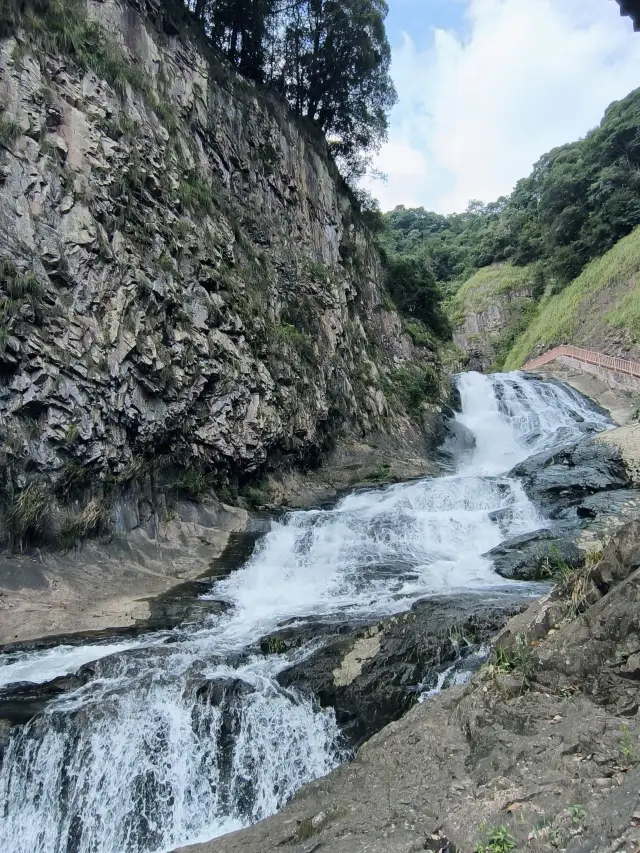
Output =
[{"x1": 188, "y1": 0, "x2": 396, "y2": 176}]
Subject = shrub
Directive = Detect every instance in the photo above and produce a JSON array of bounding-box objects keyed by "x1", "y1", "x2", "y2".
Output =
[
  {"x1": 167, "y1": 468, "x2": 215, "y2": 499},
  {"x1": 403, "y1": 320, "x2": 435, "y2": 349},
  {"x1": 477, "y1": 825, "x2": 516, "y2": 853},
  {"x1": 388, "y1": 363, "x2": 440, "y2": 417},
  {"x1": 273, "y1": 322, "x2": 315, "y2": 362}
]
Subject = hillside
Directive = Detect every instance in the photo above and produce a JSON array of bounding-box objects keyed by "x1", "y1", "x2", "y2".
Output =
[
  {"x1": 447, "y1": 263, "x2": 536, "y2": 371},
  {"x1": 504, "y1": 226, "x2": 640, "y2": 368},
  {"x1": 381, "y1": 86, "x2": 640, "y2": 371}
]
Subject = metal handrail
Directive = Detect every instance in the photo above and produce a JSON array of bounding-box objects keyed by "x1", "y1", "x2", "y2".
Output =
[{"x1": 523, "y1": 345, "x2": 640, "y2": 378}]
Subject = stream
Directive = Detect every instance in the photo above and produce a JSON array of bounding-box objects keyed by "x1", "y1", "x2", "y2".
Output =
[{"x1": 0, "y1": 371, "x2": 613, "y2": 853}]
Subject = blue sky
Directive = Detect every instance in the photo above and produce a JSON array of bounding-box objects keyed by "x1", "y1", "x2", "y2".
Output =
[{"x1": 368, "y1": 0, "x2": 640, "y2": 214}]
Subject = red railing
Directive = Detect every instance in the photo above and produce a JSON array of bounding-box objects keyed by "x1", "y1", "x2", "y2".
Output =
[{"x1": 523, "y1": 345, "x2": 640, "y2": 378}]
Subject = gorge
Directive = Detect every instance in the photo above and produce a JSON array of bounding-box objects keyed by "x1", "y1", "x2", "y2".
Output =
[
  {"x1": 0, "y1": 370, "x2": 626, "y2": 853},
  {"x1": 1, "y1": 2, "x2": 640, "y2": 852}
]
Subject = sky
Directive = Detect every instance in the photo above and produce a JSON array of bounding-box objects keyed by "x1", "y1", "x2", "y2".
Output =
[{"x1": 366, "y1": 0, "x2": 640, "y2": 214}]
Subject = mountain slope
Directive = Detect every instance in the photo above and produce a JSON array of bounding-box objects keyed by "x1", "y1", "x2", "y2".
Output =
[{"x1": 504, "y1": 226, "x2": 640, "y2": 368}]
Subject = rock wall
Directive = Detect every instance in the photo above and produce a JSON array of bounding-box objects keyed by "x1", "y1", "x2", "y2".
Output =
[
  {"x1": 0, "y1": 0, "x2": 440, "y2": 546},
  {"x1": 453, "y1": 286, "x2": 533, "y2": 372}
]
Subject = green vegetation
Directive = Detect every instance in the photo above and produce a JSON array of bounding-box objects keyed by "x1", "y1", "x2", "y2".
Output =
[
  {"x1": 448, "y1": 264, "x2": 536, "y2": 324},
  {"x1": 383, "y1": 88, "x2": 640, "y2": 292},
  {"x1": 295, "y1": 818, "x2": 317, "y2": 841},
  {"x1": 618, "y1": 724, "x2": 638, "y2": 767},
  {"x1": 380, "y1": 88, "x2": 640, "y2": 356},
  {"x1": 59, "y1": 498, "x2": 110, "y2": 550},
  {"x1": 263, "y1": 636, "x2": 287, "y2": 655},
  {"x1": 177, "y1": 171, "x2": 212, "y2": 214},
  {"x1": 402, "y1": 320, "x2": 435, "y2": 349},
  {"x1": 167, "y1": 468, "x2": 215, "y2": 500},
  {"x1": 383, "y1": 253, "x2": 450, "y2": 338},
  {"x1": 476, "y1": 825, "x2": 516, "y2": 853},
  {"x1": 11, "y1": 0, "x2": 146, "y2": 96},
  {"x1": 490, "y1": 633, "x2": 534, "y2": 687},
  {"x1": 503, "y1": 227, "x2": 640, "y2": 368},
  {"x1": 2, "y1": 0, "x2": 182, "y2": 143},
  {"x1": 0, "y1": 112, "x2": 20, "y2": 147},
  {"x1": 567, "y1": 805, "x2": 586, "y2": 826},
  {"x1": 0, "y1": 260, "x2": 46, "y2": 351},
  {"x1": 7, "y1": 483, "x2": 50, "y2": 548},
  {"x1": 191, "y1": 0, "x2": 396, "y2": 177},
  {"x1": 273, "y1": 322, "x2": 315, "y2": 362},
  {"x1": 3, "y1": 0, "x2": 396, "y2": 178},
  {"x1": 387, "y1": 363, "x2": 440, "y2": 418}
]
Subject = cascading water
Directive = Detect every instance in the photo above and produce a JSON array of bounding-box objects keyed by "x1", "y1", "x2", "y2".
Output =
[{"x1": 0, "y1": 372, "x2": 612, "y2": 853}]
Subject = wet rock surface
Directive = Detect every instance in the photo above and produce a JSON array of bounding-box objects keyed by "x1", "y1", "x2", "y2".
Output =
[
  {"x1": 274, "y1": 593, "x2": 535, "y2": 747},
  {"x1": 176, "y1": 520, "x2": 640, "y2": 853},
  {"x1": 509, "y1": 439, "x2": 630, "y2": 516},
  {"x1": 0, "y1": 673, "x2": 89, "y2": 732},
  {"x1": 486, "y1": 529, "x2": 582, "y2": 580}
]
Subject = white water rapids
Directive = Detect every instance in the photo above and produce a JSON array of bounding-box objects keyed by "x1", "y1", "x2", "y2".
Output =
[{"x1": 0, "y1": 372, "x2": 612, "y2": 853}]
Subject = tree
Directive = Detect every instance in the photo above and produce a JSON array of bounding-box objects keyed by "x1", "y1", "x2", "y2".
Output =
[
  {"x1": 190, "y1": 0, "x2": 396, "y2": 176},
  {"x1": 385, "y1": 255, "x2": 450, "y2": 338}
]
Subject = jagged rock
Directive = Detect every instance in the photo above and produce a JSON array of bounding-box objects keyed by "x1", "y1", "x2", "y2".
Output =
[
  {"x1": 0, "y1": 0, "x2": 445, "y2": 544},
  {"x1": 276, "y1": 594, "x2": 531, "y2": 746},
  {"x1": 176, "y1": 521, "x2": 640, "y2": 853}
]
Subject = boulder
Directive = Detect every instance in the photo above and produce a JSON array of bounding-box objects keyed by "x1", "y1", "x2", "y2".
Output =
[
  {"x1": 0, "y1": 673, "x2": 87, "y2": 726},
  {"x1": 276, "y1": 593, "x2": 532, "y2": 747},
  {"x1": 509, "y1": 439, "x2": 630, "y2": 516},
  {"x1": 484, "y1": 528, "x2": 582, "y2": 580}
]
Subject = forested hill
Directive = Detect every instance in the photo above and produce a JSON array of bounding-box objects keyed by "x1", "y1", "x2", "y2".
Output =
[{"x1": 379, "y1": 87, "x2": 640, "y2": 370}]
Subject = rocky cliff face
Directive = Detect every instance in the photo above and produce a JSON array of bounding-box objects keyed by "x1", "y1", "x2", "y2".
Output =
[
  {"x1": 453, "y1": 288, "x2": 532, "y2": 371},
  {"x1": 0, "y1": 0, "x2": 439, "y2": 547},
  {"x1": 448, "y1": 263, "x2": 535, "y2": 372}
]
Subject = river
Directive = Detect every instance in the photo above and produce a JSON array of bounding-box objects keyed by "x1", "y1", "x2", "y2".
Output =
[{"x1": 0, "y1": 371, "x2": 612, "y2": 853}]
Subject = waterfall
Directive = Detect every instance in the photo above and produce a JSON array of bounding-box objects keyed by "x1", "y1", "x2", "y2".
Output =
[{"x1": 0, "y1": 372, "x2": 612, "y2": 853}]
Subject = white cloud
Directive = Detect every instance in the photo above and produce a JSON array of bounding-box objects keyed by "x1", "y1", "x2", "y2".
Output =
[{"x1": 369, "y1": 0, "x2": 640, "y2": 213}]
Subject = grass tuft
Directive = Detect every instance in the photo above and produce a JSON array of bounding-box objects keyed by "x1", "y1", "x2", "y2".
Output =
[
  {"x1": 59, "y1": 498, "x2": 110, "y2": 549},
  {"x1": 8, "y1": 483, "x2": 50, "y2": 547},
  {"x1": 0, "y1": 113, "x2": 20, "y2": 147},
  {"x1": 177, "y1": 171, "x2": 212, "y2": 214}
]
